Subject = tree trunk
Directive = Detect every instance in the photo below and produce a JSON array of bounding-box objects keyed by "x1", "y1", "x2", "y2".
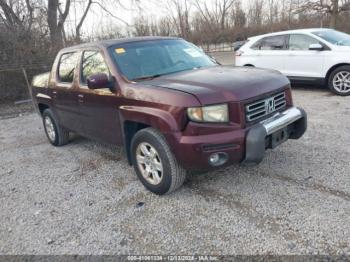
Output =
[
  {"x1": 0, "y1": 0, "x2": 24, "y2": 28},
  {"x1": 47, "y1": 0, "x2": 63, "y2": 51},
  {"x1": 47, "y1": 0, "x2": 70, "y2": 51},
  {"x1": 330, "y1": 0, "x2": 339, "y2": 28},
  {"x1": 75, "y1": 0, "x2": 93, "y2": 43}
]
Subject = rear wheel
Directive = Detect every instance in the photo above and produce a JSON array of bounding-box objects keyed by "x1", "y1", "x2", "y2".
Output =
[
  {"x1": 42, "y1": 109, "x2": 70, "y2": 146},
  {"x1": 131, "y1": 128, "x2": 186, "y2": 195},
  {"x1": 328, "y1": 66, "x2": 350, "y2": 96}
]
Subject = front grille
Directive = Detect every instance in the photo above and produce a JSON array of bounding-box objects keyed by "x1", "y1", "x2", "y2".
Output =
[{"x1": 246, "y1": 92, "x2": 286, "y2": 122}]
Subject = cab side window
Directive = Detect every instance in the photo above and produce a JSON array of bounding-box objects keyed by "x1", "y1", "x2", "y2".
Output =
[
  {"x1": 58, "y1": 52, "x2": 79, "y2": 83},
  {"x1": 81, "y1": 51, "x2": 110, "y2": 84},
  {"x1": 289, "y1": 34, "x2": 320, "y2": 50},
  {"x1": 252, "y1": 35, "x2": 286, "y2": 50}
]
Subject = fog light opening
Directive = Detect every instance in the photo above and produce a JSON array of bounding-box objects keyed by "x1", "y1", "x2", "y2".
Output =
[{"x1": 208, "y1": 152, "x2": 228, "y2": 167}]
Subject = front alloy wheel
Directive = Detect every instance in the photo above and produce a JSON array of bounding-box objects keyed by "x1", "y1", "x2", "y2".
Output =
[
  {"x1": 131, "y1": 128, "x2": 187, "y2": 195},
  {"x1": 333, "y1": 71, "x2": 350, "y2": 93},
  {"x1": 136, "y1": 142, "x2": 163, "y2": 185}
]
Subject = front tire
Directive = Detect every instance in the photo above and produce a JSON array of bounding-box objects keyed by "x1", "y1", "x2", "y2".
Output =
[
  {"x1": 131, "y1": 128, "x2": 186, "y2": 195},
  {"x1": 42, "y1": 109, "x2": 70, "y2": 146},
  {"x1": 328, "y1": 66, "x2": 350, "y2": 96}
]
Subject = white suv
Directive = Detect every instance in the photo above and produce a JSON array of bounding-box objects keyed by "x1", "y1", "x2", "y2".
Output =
[{"x1": 236, "y1": 28, "x2": 350, "y2": 96}]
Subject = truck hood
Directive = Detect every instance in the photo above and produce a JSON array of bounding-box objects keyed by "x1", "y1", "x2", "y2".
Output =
[{"x1": 143, "y1": 66, "x2": 290, "y2": 104}]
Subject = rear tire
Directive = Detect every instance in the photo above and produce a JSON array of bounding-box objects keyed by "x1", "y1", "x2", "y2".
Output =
[
  {"x1": 328, "y1": 65, "x2": 350, "y2": 96},
  {"x1": 131, "y1": 128, "x2": 186, "y2": 195},
  {"x1": 42, "y1": 109, "x2": 70, "y2": 146}
]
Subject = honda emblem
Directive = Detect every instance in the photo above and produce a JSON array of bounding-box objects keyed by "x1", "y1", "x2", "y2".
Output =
[{"x1": 265, "y1": 97, "x2": 275, "y2": 114}]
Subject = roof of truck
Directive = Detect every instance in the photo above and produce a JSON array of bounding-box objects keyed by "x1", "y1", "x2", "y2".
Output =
[{"x1": 60, "y1": 36, "x2": 180, "y2": 52}]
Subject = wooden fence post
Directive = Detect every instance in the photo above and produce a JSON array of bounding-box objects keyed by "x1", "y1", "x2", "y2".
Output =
[{"x1": 22, "y1": 68, "x2": 32, "y2": 100}]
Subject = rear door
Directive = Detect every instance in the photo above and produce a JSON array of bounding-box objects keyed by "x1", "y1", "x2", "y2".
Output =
[
  {"x1": 77, "y1": 50, "x2": 122, "y2": 144},
  {"x1": 51, "y1": 52, "x2": 82, "y2": 132},
  {"x1": 284, "y1": 34, "x2": 325, "y2": 78},
  {"x1": 249, "y1": 35, "x2": 288, "y2": 73}
]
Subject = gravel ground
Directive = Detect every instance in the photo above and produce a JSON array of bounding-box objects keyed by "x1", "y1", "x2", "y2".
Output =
[
  {"x1": 0, "y1": 87, "x2": 349, "y2": 255},
  {"x1": 0, "y1": 102, "x2": 34, "y2": 120}
]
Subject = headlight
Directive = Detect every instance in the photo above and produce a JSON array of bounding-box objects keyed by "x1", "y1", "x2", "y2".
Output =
[{"x1": 187, "y1": 104, "x2": 229, "y2": 123}]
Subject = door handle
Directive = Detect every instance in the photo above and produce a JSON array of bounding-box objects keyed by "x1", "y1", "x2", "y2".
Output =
[{"x1": 78, "y1": 94, "x2": 84, "y2": 103}]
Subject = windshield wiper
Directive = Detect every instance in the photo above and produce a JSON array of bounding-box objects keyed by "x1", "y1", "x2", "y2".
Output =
[
  {"x1": 131, "y1": 66, "x2": 213, "y2": 82},
  {"x1": 132, "y1": 74, "x2": 162, "y2": 82}
]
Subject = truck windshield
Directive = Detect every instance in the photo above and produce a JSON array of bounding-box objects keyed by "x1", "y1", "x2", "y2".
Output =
[
  {"x1": 109, "y1": 39, "x2": 216, "y2": 81},
  {"x1": 312, "y1": 29, "x2": 350, "y2": 46}
]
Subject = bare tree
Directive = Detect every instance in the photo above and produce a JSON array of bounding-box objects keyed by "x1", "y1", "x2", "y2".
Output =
[
  {"x1": 47, "y1": 0, "x2": 70, "y2": 50},
  {"x1": 300, "y1": 0, "x2": 350, "y2": 28},
  {"x1": 193, "y1": 1, "x2": 216, "y2": 35},
  {"x1": 267, "y1": 0, "x2": 279, "y2": 25},
  {"x1": 134, "y1": 15, "x2": 151, "y2": 36},
  {"x1": 247, "y1": 0, "x2": 265, "y2": 27},
  {"x1": 233, "y1": 0, "x2": 246, "y2": 27},
  {"x1": 166, "y1": 0, "x2": 191, "y2": 39},
  {"x1": 0, "y1": 0, "x2": 34, "y2": 30},
  {"x1": 218, "y1": 0, "x2": 236, "y2": 29},
  {"x1": 75, "y1": 0, "x2": 93, "y2": 43},
  {"x1": 158, "y1": 17, "x2": 174, "y2": 36},
  {"x1": 89, "y1": 0, "x2": 130, "y2": 26},
  {"x1": 194, "y1": 0, "x2": 235, "y2": 30}
]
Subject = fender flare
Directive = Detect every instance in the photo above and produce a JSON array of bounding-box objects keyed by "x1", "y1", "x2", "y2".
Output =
[
  {"x1": 119, "y1": 105, "x2": 181, "y2": 165},
  {"x1": 119, "y1": 105, "x2": 180, "y2": 133}
]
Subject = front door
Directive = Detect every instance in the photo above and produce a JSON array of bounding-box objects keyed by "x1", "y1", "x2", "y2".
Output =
[
  {"x1": 284, "y1": 34, "x2": 325, "y2": 78},
  {"x1": 77, "y1": 50, "x2": 122, "y2": 145}
]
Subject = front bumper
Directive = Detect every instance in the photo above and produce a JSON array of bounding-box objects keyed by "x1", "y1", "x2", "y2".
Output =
[
  {"x1": 165, "y1": 106, "x2": 307, "y2": 171},
  {"x1": 243, "y1": 106, "x2": 307, "y2": 164}
]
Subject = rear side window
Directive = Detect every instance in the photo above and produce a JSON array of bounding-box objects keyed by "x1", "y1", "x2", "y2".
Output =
[
  {"x1": 81, "y1": 51, "x2": 110, "y2": 84},
  {"x1": 289, "y1": 34, "x2": 320, "y2": 50},
  {"x1": 58, "y1": 52, "x2": 78, "y2": 83},
  {"x1": 252, "y1": 35, "x2": 286, "y2": 50}
]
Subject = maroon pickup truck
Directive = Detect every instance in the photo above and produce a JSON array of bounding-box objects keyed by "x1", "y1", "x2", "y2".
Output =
[{"x1": 31, "y1": 37, "x2": 307, "y2": 195}]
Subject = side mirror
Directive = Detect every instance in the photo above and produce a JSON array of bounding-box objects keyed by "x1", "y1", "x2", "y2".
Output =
[
  {"x1": 309, "y1": 43, "x2": 323, "y2": 51},
  {"x1": 87, "y1": 73, "x2": 113, "y2": 89}
]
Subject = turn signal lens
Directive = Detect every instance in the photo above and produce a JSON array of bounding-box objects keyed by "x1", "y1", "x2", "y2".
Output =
[{"x1": 187, "y1": 107, "x2": 203, "y2": 122}]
